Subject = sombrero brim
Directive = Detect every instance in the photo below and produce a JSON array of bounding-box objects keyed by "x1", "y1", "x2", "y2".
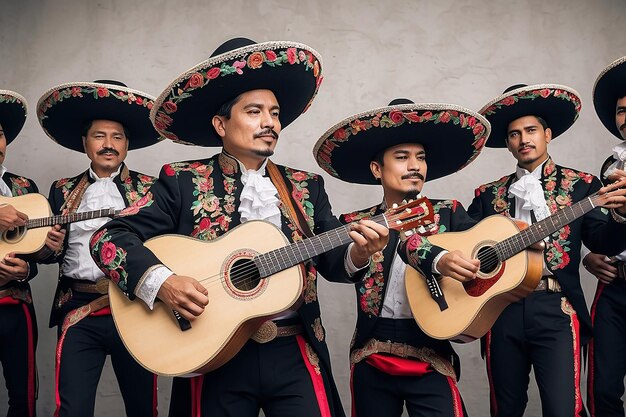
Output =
[
  {"x1": 150, "y1": 41, "x2": 323, "y2": 147},
  {"x1": 479, "y1": 84, "x2": 581, "y2": 148},
  {"x1": 0, "y1": 90, "x2": 27, "y2": 145},
  {"x1": 313, "y1": 103, "x2": 491, "y2": 185},
  {"x1": 37, "y1": 82, "x2": 160, "y2": 153},
  {"x1": 593, "y1": 56, "x2": 626, "y2": 140}
]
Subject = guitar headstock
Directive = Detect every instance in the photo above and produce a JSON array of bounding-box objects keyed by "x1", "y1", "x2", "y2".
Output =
[{"x1": 384, "y1": 197, "x2": 434, "y2": 232}]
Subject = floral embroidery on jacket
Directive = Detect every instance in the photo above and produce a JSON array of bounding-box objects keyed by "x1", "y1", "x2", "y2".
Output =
[
  {"x1": 90, "y1": 229, "x2": 129, "y2": 293},
  {"x1": 312, "y1": 317, "x2": 325, "y2": 342},
  {"x1": 303, "y1": 267, "x2": 318, "y2": 304},
  {"x1": 55, "y1": 177, "x2": 77, "y2": 202},
  {"x1": 9, "y1": 176, "x2": 32, "y2": 196},
  {"x1": 284, "y1": 168, "x2": 317, "y2": 231},
  {"x1": 477, "y1": 175, "x2": 511, "y2": 214},
  {"x1": 359, "y1": 250, "x2": 385, "y2": 316},
  {"x1": 122, "y1": 173, "x2": 155, "y2": 205},
  {"x1": 163, "y1": 160, "x2": 237, "y2": 241}
]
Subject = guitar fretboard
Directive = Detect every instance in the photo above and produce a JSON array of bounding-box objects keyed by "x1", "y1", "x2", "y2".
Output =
[
  {"x1": 494, "y1": 194, "x2": 600, "y2": 260},
  {"x1": 26, "y1": 208, "x2": 120, "y2": 229},
  {"x1": 254, "y1": 213, "x2": 388, "y2": 278}
]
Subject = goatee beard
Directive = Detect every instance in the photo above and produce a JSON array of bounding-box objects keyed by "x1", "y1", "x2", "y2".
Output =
[{"x1": 254, "y1": 149, "x2": 274, "y2": 157}]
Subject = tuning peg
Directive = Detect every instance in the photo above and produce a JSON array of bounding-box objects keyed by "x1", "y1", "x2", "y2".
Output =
[{"x1": 392, "y1": 203, "x2": 399, "y2": 209}]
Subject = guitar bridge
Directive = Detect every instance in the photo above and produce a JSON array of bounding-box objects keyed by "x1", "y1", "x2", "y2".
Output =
[{"x1": 426, "y1": 275, "x2": 448, "y2": 311}]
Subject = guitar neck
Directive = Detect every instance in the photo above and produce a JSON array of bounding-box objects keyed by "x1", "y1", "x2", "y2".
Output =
[
  {"x1": 495, "y1": 194, "x2": 600, "y2": 260},
  {"x1": 255, "y1": 213, "x2": 388, "y2": 278},
  {"x1": 26, "y1": 208, "x2": 119, "y2": 229}
]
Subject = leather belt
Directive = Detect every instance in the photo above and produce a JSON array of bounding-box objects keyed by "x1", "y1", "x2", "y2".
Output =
[
  {"x1": 534, "y1": 276, "x2": 562, "y2": 292},
  {"x1": 70, "y1": 279, "x2": 109, "y2": 295},
  {"x1": 251, "y1": 321, "x2": 303, "y2": 344},
  {"x1": 351, "y1": 338, "x2": 425, "y2": 364}
]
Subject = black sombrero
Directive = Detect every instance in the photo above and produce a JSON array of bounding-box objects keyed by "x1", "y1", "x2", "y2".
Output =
[
  {"x1": 37, "y1": 80, "x2": 160, "y2": 153},
  {"x1": 313, "y1": 99, "x2": 491, "y2": 185},
  {"x1": 150, "y1": 37, "x2": 323, "y2": 147},
  {"x1": 479, "y1": 84, "x2": 582, "y2": 148},
  {"x1": 593, "y1": 56, "x2": 626, "y2": 140},
  {"x1": 0, "y1": 90, "x2": 27, "y2": 145}
]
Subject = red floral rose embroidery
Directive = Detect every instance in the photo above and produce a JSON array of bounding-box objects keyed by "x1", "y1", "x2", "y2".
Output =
[
  {"x1": 389, "y1": 111, "x2": 404, "y2": 124},
  {"x1": 96, "y1": 88, "x2": 109, "y2": 97},
  {"x1": 164, "y1": 164, "x2": 176, "y2": 176},
  {"x1": 188, "y1": 73, "x2": 204, "y2": 89},
  {"x1": 287, "y1": 48, "x2": 297, "y2": 64},
  {"x1": 207, "y1": 67, "x2": 221, "y2": 79},
  {"x1": 162, "y1": 101, "x2": 178, "y2": 114},
  {"x1": 265, "y1": 50, "x2": 277, "y2": 62},
  {"x1": 109, "y1": 270, "x2": 121, "y2": 283},
  {"x1": 101, "y1": 242, "x2": 117, "y2": 265}
]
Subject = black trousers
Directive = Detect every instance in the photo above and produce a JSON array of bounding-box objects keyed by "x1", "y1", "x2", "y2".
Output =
[
  {"x1": 0, "y1": 301, "x2": 37, "y2": 417},
  {"x1": 485, "y1": 291, "x2": 585, "y2": 417},
  {"x1": 351, "y1": 318, "x2": 466, "y2": 417},
  {"x1": 55, "y1": 311, "x2": 156, "y2": 417},
  {"x1": 351, "y1": 362, "x2": 466, "y2": 417},
  {"x1": 169, "y1": 335, "x2": 337, "y2": 417},
  {"x1": 588, "y1": 279, "x2": 626, "y2": 417}
]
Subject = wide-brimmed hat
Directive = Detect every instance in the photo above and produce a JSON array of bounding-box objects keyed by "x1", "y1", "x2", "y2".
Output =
[
  {"x1": 593, "y1": 56, "x2": 626, "y2": 140},
  {"x1": 313, "y1": 99, "x2": 491, "y2": 185},
  {"x1": 36, "y1": 80, "x2": 160, "y2": 153},
  {"x1": 150, "y1": 37, "x2": 323, "y2": 147},
  {"x1": 0, "y1": 90, "x2": 27, "y2": 145},
  {"x1": 479, "y1": 84, "x2": 582, "y2": 148}
]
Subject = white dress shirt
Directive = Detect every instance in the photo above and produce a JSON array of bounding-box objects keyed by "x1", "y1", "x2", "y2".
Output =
[
  {"x1": 61, "y1": 166, "x2": 125, "y2": 281},
  {"x1": 0, "y1": 165, "x2": 12, "y2": 197}
]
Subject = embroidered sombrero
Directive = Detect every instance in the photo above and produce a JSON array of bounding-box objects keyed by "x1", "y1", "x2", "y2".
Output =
[
  {"x1": 36, "y1": 80, "x2": 160, "y2": 153},
  {"x1": 313, "y1": 99, "x2": 491, "y2": 185},
  {"x1": 0, "y1": 90, "x2": 27, "y2": 145},
  {"x1": 479, "y1": 84, "x2": 582, "y2": 148},
  {"x1": 150, "y1": 37, "x2": 323, "y2": 147},
  {"x1": 593, "y1": 56, "x2": 626, "y2": 140}
]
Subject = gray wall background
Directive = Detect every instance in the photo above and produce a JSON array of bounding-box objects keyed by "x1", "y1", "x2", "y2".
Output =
[{"x1": 1, "y1": 0, "x2": 625, "y2": 415}]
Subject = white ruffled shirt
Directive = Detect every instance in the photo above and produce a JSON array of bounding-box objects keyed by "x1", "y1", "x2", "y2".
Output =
[
  {"x1": 137, "y1": 156, "x2": 363, "y2": 309},
  {"x1": 62, "y1": 166, "x2": 125, "y2": 281},
  {"x1": 509, "y1": 158, "x2": 552, "y2": 275},
  {"x1": 0, "y1": 165, "x2": 12, "y2": 197}
]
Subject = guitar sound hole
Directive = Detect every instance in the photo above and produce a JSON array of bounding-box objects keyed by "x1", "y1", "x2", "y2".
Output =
[
  {"x1": 230, "y1": 258, "x2": 261, "y2": 291},
  {"x1": 3, "y1": 226, "x2": 26, "y2": 244},
  {"x1": 477, "y1": 246, "x2": 498, "y2": 274}
]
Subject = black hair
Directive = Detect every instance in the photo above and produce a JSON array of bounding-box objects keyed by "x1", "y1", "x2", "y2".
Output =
[{"x1": 215, "y1": 93, "x2": 244, "y2": 119}]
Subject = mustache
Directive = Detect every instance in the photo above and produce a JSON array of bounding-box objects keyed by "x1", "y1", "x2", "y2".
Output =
[
  {"x1": 620, "y1": 122, "x2": 626, "y2": 131},
  {"x1": 254, "y1": 129, "x2": 279, "y2": 140},
  {"x1": 401, "y1": 172, "x2": 424, "y2": 181},
  {"x1": 518, "y1": 144, "x2": 535, "y2": 151},
  {"x1": 97, "y1": 148, "x2": 120, "y2": 156}
]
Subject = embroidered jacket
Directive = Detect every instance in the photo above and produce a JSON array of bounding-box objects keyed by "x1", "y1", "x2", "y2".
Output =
[
  {"x1": 467, "y1": 157, "x2": 626, "y2": 343},
  {"x1": 89, "y1": 152, "x2": 358, "y2": 417},
  {"x1": 0, "y1": 171, "x2": 39, "y2": 304},
  {"x1": 341, "y1": 199, "x2": 476, "y2": 376},
  {"x1": 44, "y1": 163, "x2": 155, "y2": 327}
]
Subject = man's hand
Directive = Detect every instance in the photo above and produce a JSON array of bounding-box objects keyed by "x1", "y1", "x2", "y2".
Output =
[
  {"x1": 436, "y1": 250, "x2": 480, "y2": 283},
  {"x1": 348, "y1": 219, "x2": 389, "y2": 268},
  {"x1": 157, "y1": 275, "x2": 209, "y2": 321},
  {"x1": 601, "y1": 170, "x2": 626, "y2": 215},
  {"x1": 0, "y1": 205, "x2": 27, "y2": 232},
  {"x1": 45, "y1": 225, "x2": 66, "y2": 252},
  {"x1": 0, "y1": 253, "x2": 29, "y2": 281},
  {"x1": 583, "y1": 252, "x2": 617, "y2": 284}
]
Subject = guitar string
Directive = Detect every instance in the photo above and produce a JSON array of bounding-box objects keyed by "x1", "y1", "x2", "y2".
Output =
[{"x1": 189, "y1": 209, "x2": 428, "y2": 289}]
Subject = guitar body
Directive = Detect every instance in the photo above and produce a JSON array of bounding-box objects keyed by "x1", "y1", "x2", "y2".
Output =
[
  {"x1": 0, "y1": 194, "x2": 52, "y2": 259},
  {"x1": 405, "y1": 215, "x2": 544, "y2": 343},
  {"x1": 109, "y1": 220, "x2": 304, "y2": 376}
]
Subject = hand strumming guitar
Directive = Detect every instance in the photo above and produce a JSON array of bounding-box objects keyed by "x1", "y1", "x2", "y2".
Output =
[
  {"x1": 436, "y1": 250, "x2": 480, "y2": 283},
  {"x1": 348, "y1": 219, "x2": 390, "y2": 268},
  {"x1": 0, "y1": 204, "x2": 27, "y2": 232},
  {"x1": 0, "y1": 252, "x2": 29, "y2": 286},
  {"x1": 157, "y1": 275, "x2": 209, "y2": 321}
]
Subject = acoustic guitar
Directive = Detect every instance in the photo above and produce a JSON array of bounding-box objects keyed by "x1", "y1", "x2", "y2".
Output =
[
  {"x1": 0, "y1": 193, "x2": 123, "y2": 259},
  {"x1": 108, "y1": 198, "x2": 434, "y2": 377},
  {"x1": 405, "y1": 191, "x2": 613, "y2": 343}
]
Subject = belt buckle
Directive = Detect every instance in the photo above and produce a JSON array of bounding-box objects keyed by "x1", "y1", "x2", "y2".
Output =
[
  {"x1": 95, "y1": 279, "x2": 109, "y2": 294},
  {"x1": 389, "y1": 342, "x2": 408, "y2": 358},
  {"x1": 251, "y1": 321, "x2": 278, "y2": 344}
]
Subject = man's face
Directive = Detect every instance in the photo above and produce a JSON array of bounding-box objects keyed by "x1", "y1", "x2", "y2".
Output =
[
  {"x1": 370, "y1": 143, "x2": 427, "y2": 200},
  {"x1": 615, "y1": 96, "x2": 626, "y2": 140},
  {"x1": 505, "y1": 115, "x2": 551, "y2": 169},
  {"x1": 0, "y1": 123, "x2": 6, "y2": 166},
  {"x1": 212, "y1": 89, "x2": 281, "y2": 166},
  {"x1": 82, "y1": 119, "x2": 129, "y2": 176}
]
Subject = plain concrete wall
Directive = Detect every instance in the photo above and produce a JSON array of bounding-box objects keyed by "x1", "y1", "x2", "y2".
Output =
[{"x1": 0, "y1": 0, "x2": 625, "y2": 415}]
